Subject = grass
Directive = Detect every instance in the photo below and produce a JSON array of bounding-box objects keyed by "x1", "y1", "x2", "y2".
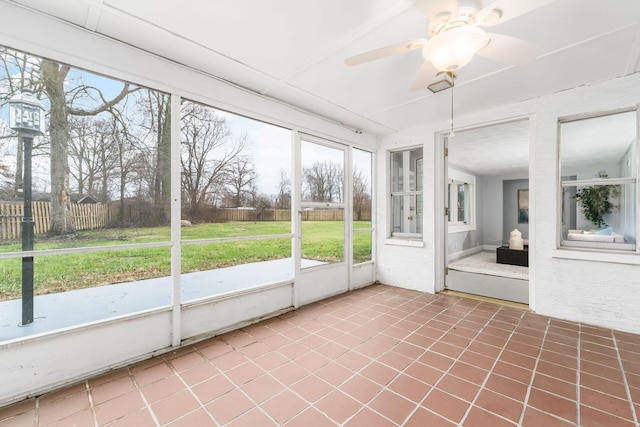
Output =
[{"x1": 0, "y1": 221, "x2": 372, "y2": 301}]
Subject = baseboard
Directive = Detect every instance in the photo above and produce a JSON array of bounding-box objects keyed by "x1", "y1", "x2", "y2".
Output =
[{"x1": 448, "y1": 246, "x2": 483, "y2": 262}]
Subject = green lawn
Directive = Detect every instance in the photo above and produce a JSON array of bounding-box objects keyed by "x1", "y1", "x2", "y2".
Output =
[{"x1": 0, "y1": 221, "x2": 372, "y2": 300}]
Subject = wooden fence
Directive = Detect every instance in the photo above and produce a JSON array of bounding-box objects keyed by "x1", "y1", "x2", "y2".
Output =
[
  {"x1": 210, "y1": 208, "x2": 371, "y2": 222},
  {"x1": 0, "y1": 202, "x2": 371, "y2": 241},
  {"x1": 0, "y1": 201, "x2": 111, "y2": 240}
]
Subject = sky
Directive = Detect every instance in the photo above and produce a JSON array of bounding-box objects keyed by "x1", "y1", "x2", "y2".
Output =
[
  {"x1": 0, "y1": 46, "x2": 372, "y2": 199},
  {"x1": 225, "y1": 112, "x2": 291, "y2": 196}
]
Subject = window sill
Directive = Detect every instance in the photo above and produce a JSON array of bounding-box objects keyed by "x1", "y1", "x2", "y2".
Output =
[
  {"x1": 385, "y1": 238, "x2": 424, "y2": 247},
  {"x1": 552, "y1": 247, "x2": 640, "y2": 265}
]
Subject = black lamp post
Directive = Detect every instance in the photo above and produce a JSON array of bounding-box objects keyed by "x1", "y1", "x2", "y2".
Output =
[{"x1": 9, "y1": 89, "x2": 45, "y2": 326}]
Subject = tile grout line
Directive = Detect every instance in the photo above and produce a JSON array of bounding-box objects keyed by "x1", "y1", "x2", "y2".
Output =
[
  {"x1": 576, "y1": 323, "x2": 581, "y2": 426},
  {"x1": 34, "y1": 395, "x2": 39, "y2": 427},
  {"x1": 457, "y1": 304, "x2": 532, "y2": 426},
  {"x1": 299, "y1": 291, "x2": 421, "y2": 425},
  {"x1": 189, "y1": 345, "x2": 279, "y2": 426},
  {"x1": 85, "y1": 379, "x2": 99, "y2": 427},
  {"x1": 329, "y1": 298, "x2": 426, "y2": 426},
  {"x1": 409, "y1": 297, "x2": 491, "y2": 424},
  {"x1": 613, "y1": 332, "x2": 640, "y2": 427},
  {"x1": 320, "y1": 292, "x2": 409, "y2": 426},
  {"x1": 127, "y1": 365, "x2": 161, "y2": 427},
  {"x1": 163, "y1": 350, "x2": 221, "y2": 426},
  {"x1": 388, "y1": 293, "x2": 477, "y2": 425},
  {"x1": 391, "y1": 295, "x2": 503, "y2": 425},
  {"x1": 516, "y1": 317, "x2": 553, "y2": 426},
  {"x1": 261, "y1": 305, "x2": 371, "y2": 425},
  {"x1": 337, "y1": 292, "x2": 467, "y2": 426}
]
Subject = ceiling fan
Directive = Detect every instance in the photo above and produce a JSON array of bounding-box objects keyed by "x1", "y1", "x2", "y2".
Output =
[{"x1": 345, "y1": 0, "x2": 553, "y2": 91}]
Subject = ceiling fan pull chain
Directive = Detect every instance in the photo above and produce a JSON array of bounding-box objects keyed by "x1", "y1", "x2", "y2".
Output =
[{"x1": 450, "y1": 74, "x2": 455, "y2": 137}]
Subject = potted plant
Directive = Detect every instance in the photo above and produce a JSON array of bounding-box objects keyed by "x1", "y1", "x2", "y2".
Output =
[{"x1": 573, "y1": 171, "x2": 619, "y2": 228}]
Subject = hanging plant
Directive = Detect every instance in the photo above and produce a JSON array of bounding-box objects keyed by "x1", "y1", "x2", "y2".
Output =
[{"x1": 573, "y1": 171, "x2": 619, "y2": 228}]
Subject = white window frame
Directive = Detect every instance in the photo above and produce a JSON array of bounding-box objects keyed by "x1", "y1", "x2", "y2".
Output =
[
  {"x1": 558, "y1": 109, "x2": 639, "y2": 253},
  {"x1": 448, "y1": 168, "x2": 476, "y2": 233},
  {"x1": 389, "y1": 147, "x2": 423, "y2": 239}
]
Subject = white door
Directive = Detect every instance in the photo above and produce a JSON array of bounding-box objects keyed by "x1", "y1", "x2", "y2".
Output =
[{"x1": 295, "y1": 135, "x2": 349, "y2": 306}]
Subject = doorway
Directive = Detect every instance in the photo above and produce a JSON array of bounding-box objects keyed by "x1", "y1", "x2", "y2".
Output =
[
  {"x1": 295, "y1": 135, "x2": 349, "y2": 305},
  {"x1": 441, "y1": 120, "x2": 531, "y2": 304}
]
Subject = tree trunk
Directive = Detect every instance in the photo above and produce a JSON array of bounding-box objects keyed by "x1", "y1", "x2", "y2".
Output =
[
  {"x1": 41, "y1": 60, "x2": 74, "y2": 235},
  {"x1": 156, "y1": 99, "x2": 171, "y2": 224}
]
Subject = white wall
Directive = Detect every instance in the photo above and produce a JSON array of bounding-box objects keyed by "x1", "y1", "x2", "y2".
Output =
[
  {"x1": 376, "y1": 132, "x2": 436, "y2": 291},
  {"x1": 377, "y1": 72, "x2": 640, "y2": 334},
  {"x1": 480, "y1": 175, "x2": 505, "y2": 246}
]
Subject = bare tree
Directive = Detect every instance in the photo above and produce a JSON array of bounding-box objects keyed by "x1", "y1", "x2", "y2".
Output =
[
  {"x1": 225, "y1": 156, "x2": 256, "y2": 207},
  {"x1": 352, "y1": 167, "x2": 371, "y2": 221},
  {"x1": 110, "y1": 116, "x2": 147, "y2": 222},
  {"x1": 41, "y1": 58, "x2": 137, "y2": 234},
  {"x1": 68, "y1": 117, "x2": 119, "y2": 199},
  {"x1": 180, "y1": 102, "x2": 244, "y2": 220},
  {"x1": 302, "y1": 160, "x2": 343, "y2": 203},
  {"x1": 0, "y1": 162, "x2": 13, "y2": 199},
  {"x1": 273, "y1": 169, "x2": 291, "y2": 210},
  {"x1": 136, "y1": 91, "x2": 171, "y2": 224}
]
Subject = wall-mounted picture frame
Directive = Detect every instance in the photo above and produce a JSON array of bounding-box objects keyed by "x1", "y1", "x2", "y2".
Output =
[{"x1": 518, "y1": 189, "x2": 529, "y2": 224}]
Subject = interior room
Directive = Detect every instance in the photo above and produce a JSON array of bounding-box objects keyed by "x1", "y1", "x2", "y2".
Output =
[
  {"x1": 445, "y1": 119, "x2": 531, "y2": 305},
  {"x1": 1, "y1": 0, "x2": 640, "y2": 426}
]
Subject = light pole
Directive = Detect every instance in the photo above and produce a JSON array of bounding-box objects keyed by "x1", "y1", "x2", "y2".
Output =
[{"x1": 9, "y1": 89, "x2": 45, "y2": 326}]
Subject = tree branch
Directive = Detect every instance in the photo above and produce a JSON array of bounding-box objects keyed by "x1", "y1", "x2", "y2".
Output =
[{"x1": 67, "y1": 83, "x2": 138, "y2": 116}]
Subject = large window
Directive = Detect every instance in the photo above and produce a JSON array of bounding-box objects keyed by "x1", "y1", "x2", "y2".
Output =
[
  {"x1": 0, "y1": 45, "x2": 172, "y2": 339},
  {"x1": 448, "y1": 168, "x2": 475, "y2": 232},
  {"x1": 180, "y1": 100, "x2": 293, "y2": 301},
  {"x1": 559, "y1": 110, "x2": 638, "y2": 251},
  {"x1": 390, "y1": 147, "x2": 423, "y2": 238}
]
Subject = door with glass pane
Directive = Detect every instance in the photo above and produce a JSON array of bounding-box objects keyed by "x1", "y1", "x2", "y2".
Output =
[{"x1": 297, "y1": 136, "x2": 348, "y2": 305}]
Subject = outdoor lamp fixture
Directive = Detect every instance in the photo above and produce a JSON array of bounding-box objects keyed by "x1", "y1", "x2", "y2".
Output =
[
  {"x1": 422, "y1": 25, "x2": 488, "y2": 72},
  {"x1": 9, "y1": 89, "x2": 45, "y2": 326}
]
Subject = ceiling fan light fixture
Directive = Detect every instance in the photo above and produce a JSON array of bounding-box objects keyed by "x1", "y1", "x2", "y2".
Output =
[
  {"x1": 480, "y1": 9, "x2": 502, "y2": 26},
  {"x1": 427, "y1": 70, "x2": 455, "y2": 93},
  {"x1": 423, "y1": 26, "x2": 487, "y2": 71}
]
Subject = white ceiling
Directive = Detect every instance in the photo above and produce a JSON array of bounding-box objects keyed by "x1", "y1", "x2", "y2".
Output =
[
  {"x1": 8, "y1": 0, "x2": 640, "y2": 140},
  {"x1": 4, "y1": 0, "x2": 639, "y2": 177},
  {"x1": 448, "y1": 119, "x2": 530, "y2": 176},
  {"x1": 448, "y1": 111, "x2": 637, "y2": 176}
]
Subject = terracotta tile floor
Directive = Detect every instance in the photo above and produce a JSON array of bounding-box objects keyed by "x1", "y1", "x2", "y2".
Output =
[{"x1": 1, "y1": 284, "x2": 640, "y2": 426}]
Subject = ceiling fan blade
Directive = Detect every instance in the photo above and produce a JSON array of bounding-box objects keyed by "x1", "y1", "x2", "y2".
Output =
[
  {"x1": 477, "y1": 33, "x2": 543, "y2": 66},
  {"x1": 409, "y1": 61, "x2": 439, "y2": 92},
  {"x1": 345, "y1": 39, "x2": 427, "y2": 66},
  {"x1": 478, "y1": 0, "x2": 555, "y2": 27},
  {"x1": 415, "y1": 0, "x2": 459, "y2": 25}
]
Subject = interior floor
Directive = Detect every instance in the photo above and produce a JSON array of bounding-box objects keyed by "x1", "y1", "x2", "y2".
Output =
[
  {"x1": 1, "y1": 284, "x2": 638, "y2": 426},
  {"x1": 448, "y1": 251, "x2": 528, "y2": 281},
  {"x1": 447, "y1": 251, "x2": 530, "y2": 304}
]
